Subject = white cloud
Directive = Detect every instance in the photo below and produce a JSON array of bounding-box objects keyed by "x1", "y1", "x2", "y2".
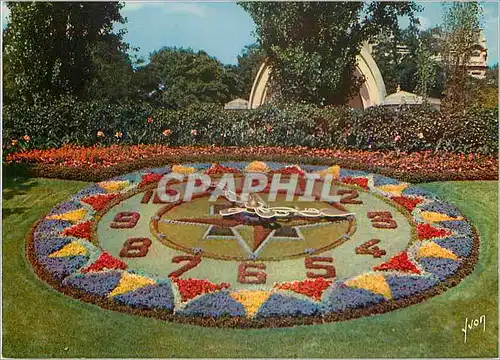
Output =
[
  {"x1": 162, "y1": 3, "x2": 206, "y2": 17},
  {"x1": 122, "y1": 2, "x2": 146, "y2": 13},
  {"x1": 122, "y1": 2, "x2": 206, "y2": 17},
  {"x1": 2, "y1": 3, "x2": 10, "y2": 25},
  {"x1": 417, "y1": 16, "x2": 430, "y2": 30}
]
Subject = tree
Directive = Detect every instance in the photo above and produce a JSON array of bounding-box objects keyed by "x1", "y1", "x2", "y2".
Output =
[
  {"x1": 86, "y1": 33, "x2": 144, "y2": 102},
  {"x1": 143, "y1": 47, "x2": 235, "y2": 108},
  {"x1": 372, "y1": 25, "x2": 444, "y2": 97},
  {"x1": 239, "y1": 2, "x2": 419, "y2": 106},
  {"x1": 236, "y1": 43, "x2": 265, "y2": 99},
  {"x1": 440, "y1": 2, "x2": 483, "y2": 113},
  {"x1": 3, "y1": 2, "x2": 125, "y2": 104}
]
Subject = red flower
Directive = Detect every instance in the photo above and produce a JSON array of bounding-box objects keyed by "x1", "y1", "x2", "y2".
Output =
[
  {"x1": 139, "y1": 173, "x2": 164, "y2": 188},
  {"x1": 81, "y1": 252, "x2": 127, "y2": 273},
  {"x1": 391, "y1": 196, "x2": 423, "y2": 211},
  {"x1": 373, "y1": 252, "x2": 420, "y2": 274},
  {"x1": 274, "y1": 278, "x2": 332, "y2": 301},
  {"x1": 205, "y1": 163, "x2": 240, "y2": 175},
  {"x1": 171, "y1": 278, "x2": 230, "y2": 302},
  {"x1": 81, "y1": 194, "x2": 120, "y2": 211},
  {"x1": 417, "y1": 223, "x2": 451, "y2": 240},
  {"x1": 62, "y1": 221, "x2": 92, "y2": 239},
  {"x1": 341, "y1": 177, "x2": 369, "y2": 189}
]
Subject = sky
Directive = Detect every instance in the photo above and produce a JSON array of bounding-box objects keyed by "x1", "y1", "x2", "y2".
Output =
[{"x1": 1, "y1": 1, "x2": 498, "y2": 66}]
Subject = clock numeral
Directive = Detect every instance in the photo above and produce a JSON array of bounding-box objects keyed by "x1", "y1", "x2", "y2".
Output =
[
  {"x1": 305, "y1": 257, "x2": 336, "y2": 279},
  {"x1": 110, "y1": 212, "x2": 140, "y2": 228},
  {"x1": 141, "y1": 189, "x2": 178, "y2": 204},
  {"x1": 367, "y1": 211, "x2": 397, "y2": 229},
  {"x1": 355, "y1": 239, "x2": 386, "y2": 258},
  {"x1": 237, "y1": 263, "x2": 266, "y2": 284},
  {"x1": 119, "y1": 237, "x2": 152, "y2": 258},
  {"x1": 168, "y1": 255, "x2": 201, "y2": 278},
  {"x1": 337, "y1": 189, "x2": 363, "y2": 204}
]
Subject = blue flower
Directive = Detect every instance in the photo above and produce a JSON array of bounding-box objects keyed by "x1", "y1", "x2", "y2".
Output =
[
  {"x1": 420, "y1": 201, "x2": 462, "y2": 217},
  {"x1": 114, "y1": 283, "x2": 175, "y2": 310},
  {"x1": 373, "y1": 175, "x2": 400, "y2": 187},
  {"x1": 418, "y1": 258, "x2": 461, "y2": 281},
  {"x1": 435, "y1": 236, "x2": 474, "y2": 257},
  {"x1": 255, "y1": 294, "x2": 321, "y2": 318},
  {"x1": 177, "y1": 292, "x2": 245, "y2": 317},
  {"x1": 323, "y1": 284, "x2": 385, "y2": 313},
  {"x1": 34, "y1": 220, "x2": 72, "y2": 239},
  {"x1": 63, "y1": 271, "x2": 122, "y2": 297},
  {"x1": 386, "y1": 274, "x2": 438, "y2": 300}
]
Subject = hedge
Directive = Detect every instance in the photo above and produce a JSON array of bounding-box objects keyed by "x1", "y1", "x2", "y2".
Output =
[{"x1": 3, "y1": 98, "x2": 498, "y2": 156}]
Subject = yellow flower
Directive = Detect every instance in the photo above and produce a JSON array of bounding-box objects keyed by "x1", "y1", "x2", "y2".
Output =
[
  {"x1": 230, "y1": 290, "x2": 272, "y2": 317},
  {"x1": 417, "y1": 132, "x2": 424, "y2": 139},
  {"x1": 171, "y1": 164, "x2": 196, "y2": 175},
  {"x1": 11, "y1": 139, "x2": 18, "y2": 146},
  {"x1": 245, "y1": 161, "x2": 270, "y2": 173},
  {"x1": 97, "y1": 131, "x2": 105, "y2": 138},
  {"x1": 317, "y1": 165, "x2": 340, "y2": 180},
  {"x1": 115, "y1": 131, "x2": 123, "y2": 138},
  {"x1": 47, "y1": 208, "x2": 88, "y2": 223},
  {"x1": 99, "y1": 180, "x2": 129, "y2": 192},
  {"x1": 421, "y1": 211, "x2": 463, "y2": 224}
]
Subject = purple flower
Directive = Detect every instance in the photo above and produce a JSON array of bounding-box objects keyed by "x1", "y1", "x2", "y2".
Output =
[
  {"x1": 255, "y1": 294, "x2": 321, "y2": 318},
  {"x1": 403, "y1": 187, "x2": 437, "y2": 199},
  {"x1": 373, "y1": 175, "x2": 400, "y2": 187},
  {"x1": 420, "y1": 201, "x2": 462, "y2": 217},
  {"x1": 34, "y1": 220, "x2": 72, "y2": 239},
  {"x1": 34, "y1": 237, "x2": 72, "y2": 258},
  {"x1": 435, "y1": 236, "x2": 474, "y2": 257},
  {"x1": 386, "y1": 274, "x2": 438, "y2": 300},
  {"x1": 140, "y1": 166, "x2": 171, "y2": 175},
  {"x1": 114, "y1": 283, "x2": 175, "y2": 310},
  {"x1": 177, "y1": 292, "x2": 245, "y2": 317},
  {"x1": 437, "y1": 221, "x2": 473, "y2": 236},
  {"x1": 39, "y1": 256, "x2": 88, "y2": 280},
  {"x1": 72, "y1": 186, "x2": 106, "y2": 200},
  {"x1": 48, "y1": 201, "x2": 82, "y2": 215},
  {"x1": 63, "y1": 271, "x2": 122, "y2": 297},
  {"x1": 339, "y1": 169, "x2": 368, "y2": 179},
  {"x1": 323, "y1": 283, "x2": 385, "y2": 313},
  {"x1": 418, "y1": 258, "x2": 461, "y2": 281}
]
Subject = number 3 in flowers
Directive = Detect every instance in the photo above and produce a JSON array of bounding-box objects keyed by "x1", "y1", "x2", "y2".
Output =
[{"x1": 367, "y1": 211, "x2": 397, "y2": 229}]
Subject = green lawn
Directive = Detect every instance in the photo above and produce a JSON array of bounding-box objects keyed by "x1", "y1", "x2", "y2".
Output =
[{"x1": 2, "y1": 172, "x2": 498, "y2": 358}]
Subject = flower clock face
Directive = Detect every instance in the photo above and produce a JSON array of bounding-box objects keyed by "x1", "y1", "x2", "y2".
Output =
[{"x1": 28, "y1": 162, "x2": 479, "y2": 327}]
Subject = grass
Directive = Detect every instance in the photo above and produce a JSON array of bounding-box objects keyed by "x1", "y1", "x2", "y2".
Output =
[{"x1": 2, "y1": 170, "x2": 498, "y2": 358}]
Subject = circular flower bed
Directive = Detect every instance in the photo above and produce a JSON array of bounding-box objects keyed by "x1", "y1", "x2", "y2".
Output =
[{"x1": 26, "y1": 162, "x2": 479, "y2": 327}]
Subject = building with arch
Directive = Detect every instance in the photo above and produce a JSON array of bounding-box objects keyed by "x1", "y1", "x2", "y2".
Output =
[{"x1": 248, "y1": 43, "x2": 387, "y2": 109}]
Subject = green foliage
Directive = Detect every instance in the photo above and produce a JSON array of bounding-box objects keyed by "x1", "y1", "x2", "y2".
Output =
[
  {"x1": 140, "y1": 47, "x2": 241, "y2": 109},
  {"x1": 3, "y1": 101, "x2": 497, "y2": 156},
  {"x1": 239, "y1": 1, "x2": 419, "y2": 106},
  {"x1": 441, "y1": 2, "x2": 483, "y2": 113},
  {"x1": 373, "y1": 26, "x2": 444, "y2": 97},
  {"x1": 236, "y1": 43, "x2": 266, "y2": 99},
  {"x1": 3, "y1": 2, "x2": 126, "y2": 105}
]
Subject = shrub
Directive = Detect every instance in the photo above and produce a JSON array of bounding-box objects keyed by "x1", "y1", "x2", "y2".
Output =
[{"x1": 3, "y1": 100, "x2": 498, "y2": 156}]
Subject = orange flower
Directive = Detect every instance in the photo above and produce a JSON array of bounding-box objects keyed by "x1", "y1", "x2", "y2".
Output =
[
  {"x1": 162, "y1": 129, "x2": 172, "y2": 136},
  {"x1": 23, "y1": 135, "x2": 30, "y2": 142},
  {"x1": 11, "y1": 139, "x2": 18, "y2": 146},
  {"x1": 97, "y1": 131, "x2": 105, "y2": 138},
  {"x1": 115, "y1": 131, "x2": 123, "y2": 139}
]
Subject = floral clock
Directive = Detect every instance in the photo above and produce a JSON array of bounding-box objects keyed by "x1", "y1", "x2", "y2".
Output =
[{"x1": 27, "y1": 162, "x2": 479, "y2": 327}]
